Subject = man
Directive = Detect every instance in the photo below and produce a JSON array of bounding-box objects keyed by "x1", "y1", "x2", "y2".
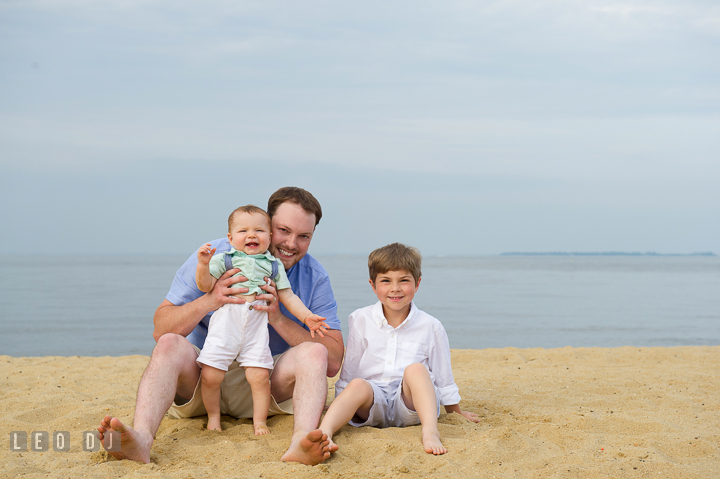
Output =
[{"x1": 97, "y1": 187, "x2": 344, "y2": 465}]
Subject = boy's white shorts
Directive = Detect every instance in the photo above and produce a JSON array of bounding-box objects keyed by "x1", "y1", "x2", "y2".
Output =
[
  {"x1": 348, "y1": 378, "x2": 441, "y2": 428},
  {"x1": 196, "y1": 301, "x2": 273, "y2": 371}
]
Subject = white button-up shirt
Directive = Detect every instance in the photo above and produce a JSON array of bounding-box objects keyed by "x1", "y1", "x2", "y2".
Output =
[{"x1": 335, "y1": 301, "x2": 461, "y2": 406}]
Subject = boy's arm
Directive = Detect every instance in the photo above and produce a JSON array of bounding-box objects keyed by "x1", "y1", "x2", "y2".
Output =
[
  {"x1": 443, "y1": 404, "x2": 480, "y2": 422},
  {"x1": 334, "y1": 312, "x2": 364, "y2": 397},
  {"x1": 195, "y1": 244, "x2": 218, "y2": 293},
  {"x1": 277, "y1": 288, "x2": 329, "y2": 338}
]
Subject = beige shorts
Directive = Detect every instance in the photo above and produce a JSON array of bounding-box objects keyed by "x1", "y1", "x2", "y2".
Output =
[{"x1": 167, "y1": 345, "x2": 293, "y2": 420}]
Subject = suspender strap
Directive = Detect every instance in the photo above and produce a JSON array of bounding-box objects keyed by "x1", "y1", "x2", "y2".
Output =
[{"x1": 270, "y1": 259, "x2": 278, "y2": 281}]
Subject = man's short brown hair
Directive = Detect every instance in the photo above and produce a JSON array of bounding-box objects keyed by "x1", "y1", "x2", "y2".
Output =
[
  {"x1": 368, "y1": 243, "x2": 422, "y2": 283},
  {"x1": 267, "y1": 187, "x2": 323, "y2": 227},
  {"x1": 228, "y1": 205, "x2": 271, "y2": 232}
]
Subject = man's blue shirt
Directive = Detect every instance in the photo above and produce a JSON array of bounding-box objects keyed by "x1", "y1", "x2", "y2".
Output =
[{"x1": 165, "y1": 238, "x2": 340, "y2": 355}]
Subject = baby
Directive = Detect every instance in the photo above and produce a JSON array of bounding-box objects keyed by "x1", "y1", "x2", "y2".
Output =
[{"x1": 195, "y1": 205, "x2": 328, "y2": 434}]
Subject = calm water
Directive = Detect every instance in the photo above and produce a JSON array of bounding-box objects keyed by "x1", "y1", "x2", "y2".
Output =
[{"x1": 0, "y1": 255, "x2": 718, "y2": 356}]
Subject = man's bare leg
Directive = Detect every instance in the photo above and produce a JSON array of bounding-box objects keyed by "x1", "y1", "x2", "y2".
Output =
[
  {"x1": 245, "y1": 366, "x2": 271, "y2": 436},
  {"x1": 97, "y1": 334, "x2": 201, "y2": 462},
  {"x1": 271, "y1": 342, "x2": 332, "y2": 464}
]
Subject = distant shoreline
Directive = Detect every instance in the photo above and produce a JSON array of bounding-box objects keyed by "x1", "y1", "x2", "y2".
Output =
[{"x1": 500, "y1": 251, "x2": 716, "y2": 257}]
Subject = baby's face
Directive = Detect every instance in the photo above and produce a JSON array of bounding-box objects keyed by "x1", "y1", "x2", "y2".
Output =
[{"x1": 227, "y1": 212, "x2": 272, "y2": 256}]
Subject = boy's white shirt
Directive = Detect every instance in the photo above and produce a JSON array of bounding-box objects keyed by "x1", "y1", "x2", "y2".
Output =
[{"x1": 335, "y1": 301, "x2": 461, "y2": 406}]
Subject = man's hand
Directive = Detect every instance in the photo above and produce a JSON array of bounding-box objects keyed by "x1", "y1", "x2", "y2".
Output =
[
  {"x1": 207, "y1": 268, "x2": 249, "y2": 310},
  {"x1": 254, "y1": 278, "x2": 280, "y2": 319},
  {"x1": 197, "y1": 243, "x2": 216, "y2": 265}
]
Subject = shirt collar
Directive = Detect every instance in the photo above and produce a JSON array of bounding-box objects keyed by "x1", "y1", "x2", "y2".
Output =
[
  {"x1": 228, "y1": 247, "x2": 273, "y2": 260},
  {"x1": 372, "y1": 301, "x2": 417, "y2": 329}
]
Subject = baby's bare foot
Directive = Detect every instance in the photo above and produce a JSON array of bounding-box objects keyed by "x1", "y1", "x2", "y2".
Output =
[
  {"x1": 254, "y1": 422, "x2": 271, "y2": 436},
  {"x1": 422, "y1": 429, "x2": 447, "y2": 455},
  {"x1": 207, "y1": 416, "x2": 222, "y2": 431}
]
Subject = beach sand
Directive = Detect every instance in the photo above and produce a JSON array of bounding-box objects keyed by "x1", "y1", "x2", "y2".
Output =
[{"x1": 1, "y1": 346, "x2": 719, "y2": 478}]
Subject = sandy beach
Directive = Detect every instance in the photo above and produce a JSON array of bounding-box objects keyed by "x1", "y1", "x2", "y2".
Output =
[{"x1": 2, "y1": 346, "x2": 718, "y2": 478}]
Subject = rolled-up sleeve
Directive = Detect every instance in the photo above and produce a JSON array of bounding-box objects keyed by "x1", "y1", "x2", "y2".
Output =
[{"x1": 429, "y1": 323, "x2": 461, "y2": 405}]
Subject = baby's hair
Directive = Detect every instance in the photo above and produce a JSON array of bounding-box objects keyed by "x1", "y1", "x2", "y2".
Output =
[
  {"x1": 368, "y1": 242, "x2": 422, "y2": 283},
  {"x1": 228, "y1": 205, "x2": 271, "y2": 232}
]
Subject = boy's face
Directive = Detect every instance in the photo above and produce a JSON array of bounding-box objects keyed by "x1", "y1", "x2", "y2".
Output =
[
  {"x1": 369, "y1": 269, "x2": 421, "y2": 318},
  {"x1": 227, "y1": 212, "x2": 272, "y2": 256}
]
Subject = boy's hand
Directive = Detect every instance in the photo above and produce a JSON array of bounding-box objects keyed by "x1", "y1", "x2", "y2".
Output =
[
  {"x1": 457, "y1": 410, "x2": 480, "y2": 423},
  {"x1": 303, "y1": 313, "x2": 329, "y2": 339},
  {"x1": 197, "y1": 243, "x2": 216, "y2": 264}
]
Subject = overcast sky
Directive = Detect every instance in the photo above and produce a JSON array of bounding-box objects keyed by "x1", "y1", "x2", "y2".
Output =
[{"x1": 1, "y1": 0, "x2": 718, "y2": 256}]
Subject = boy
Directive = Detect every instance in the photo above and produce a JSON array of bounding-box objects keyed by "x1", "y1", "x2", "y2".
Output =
[
  {"x1": 195, "y1": 205, "x2": 328, "y2": 434},
  {"x1": 319, "y1": 243, "x2": 479, "y2": 455}
]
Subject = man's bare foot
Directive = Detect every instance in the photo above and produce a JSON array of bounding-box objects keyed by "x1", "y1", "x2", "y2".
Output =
[
  {"x1": 254, "y1": 422, "x2": 271, "y2": 436},
  {"x1": 96, "y1": 415, "x2": 153, "y2": 463},
  {"x1": 207, "y1": 416, "x2": 222, "y2": 431},
  {"x1": 422, "y1": 429, "x2": 447, "y2": 455},
  {"x1": 280, "y1": 429, "x2": 331, "y2": 465}
]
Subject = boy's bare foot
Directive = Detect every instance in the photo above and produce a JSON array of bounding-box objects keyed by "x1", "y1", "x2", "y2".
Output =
[
  {"x1": 207, "y1": 416, "x2": 222, "y2": 431},
  {"x1": 254, "y1": 422, "x2": 271, "y2": 436},
  {"x1": 326, "y1": 436, "x2": 339, "y2": 453},
  {"x1": 96, "y1": 415, "x2": 153, "y2": 463},
  {"x1": 280, "y1": 429, "x2": 331, "y2": 465},
  {"x1": 422, "y1": 429, "x2": 447, "y2": 455}
]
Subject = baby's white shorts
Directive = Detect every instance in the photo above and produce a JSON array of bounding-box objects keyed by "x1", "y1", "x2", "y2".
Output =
[
  {"x1": 196, "y1": 300, "x2": 273, "y2": 371},
  {"x1": 348, "y1": 378, "x2": 441, "y2": 428}
]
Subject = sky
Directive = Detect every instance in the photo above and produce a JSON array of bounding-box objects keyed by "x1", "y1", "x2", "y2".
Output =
[{"x1": 1, "y1": 0, "x2": 718, "y2": 256}]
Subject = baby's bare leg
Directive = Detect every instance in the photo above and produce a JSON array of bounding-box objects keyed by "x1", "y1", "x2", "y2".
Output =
[
  {"x1": 319, "y1": 378, "x2": 374, "y2": 451},
  {"x1": 201, "y1": 365, "x2": 226, "y2": 431},
  {"x1": 401, "y1": 363, "x2": 447, "y2": 455},
  {"x1": 244, "y1": 367, "x2": 271, "y2": 435}
]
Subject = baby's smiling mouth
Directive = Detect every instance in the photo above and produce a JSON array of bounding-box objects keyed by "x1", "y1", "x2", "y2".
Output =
[{"x1": 246, "y1": 242, "x2": 259, "y2": 248}]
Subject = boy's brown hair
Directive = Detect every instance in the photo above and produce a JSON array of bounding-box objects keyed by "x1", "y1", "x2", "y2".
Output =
[
  {"x1": 228, "y1": 205, "x2": 271, "y2": 231},
  {"x1": 368, "y1": 243, "x2": 422, "y2": 283},
  {"x1": 267, "y1": 187, "x2": 323, "y2": 227}
]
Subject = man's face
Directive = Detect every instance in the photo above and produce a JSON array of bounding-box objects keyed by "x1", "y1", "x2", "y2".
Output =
[{"x1": 270, "y1": 202, "x2": 316, "y2": 271}]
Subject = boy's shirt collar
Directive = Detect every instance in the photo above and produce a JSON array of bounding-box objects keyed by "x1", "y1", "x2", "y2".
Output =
[
  {"x1": 372, "y1": 301, "x2": 417, "y2": 329},
  {"x1": 227, "y1": 247, "x2": 277, "y2": 261}
]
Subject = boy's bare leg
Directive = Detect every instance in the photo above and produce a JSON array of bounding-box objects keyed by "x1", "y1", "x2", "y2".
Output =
[
  {"x1": 401, "y1": 363, "x2": 447, "y2": 455},
  {"x1": 244, "y1": 366, "x2": 271, "y2": 435},
  {"x1": 97, "y1": 333, "x2": 201, "y2": 462},
  {"x1": 271, "y1": 342, "x2": 332, "y2": 464},
  {"x1": 318, "y1": 378, "x2": 374, "y2": 450},
  {"x1": 201, "y1": 365, "x2": 226, "y2": 431}
]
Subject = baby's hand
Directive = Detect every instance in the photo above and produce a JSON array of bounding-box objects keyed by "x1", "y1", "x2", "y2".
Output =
[
  {"x1": 197, "y1": 243, "x2": 216, "y2": 264},
  {"x1": 303, "y1": 313, "x2": 329, "y2": 339}
]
